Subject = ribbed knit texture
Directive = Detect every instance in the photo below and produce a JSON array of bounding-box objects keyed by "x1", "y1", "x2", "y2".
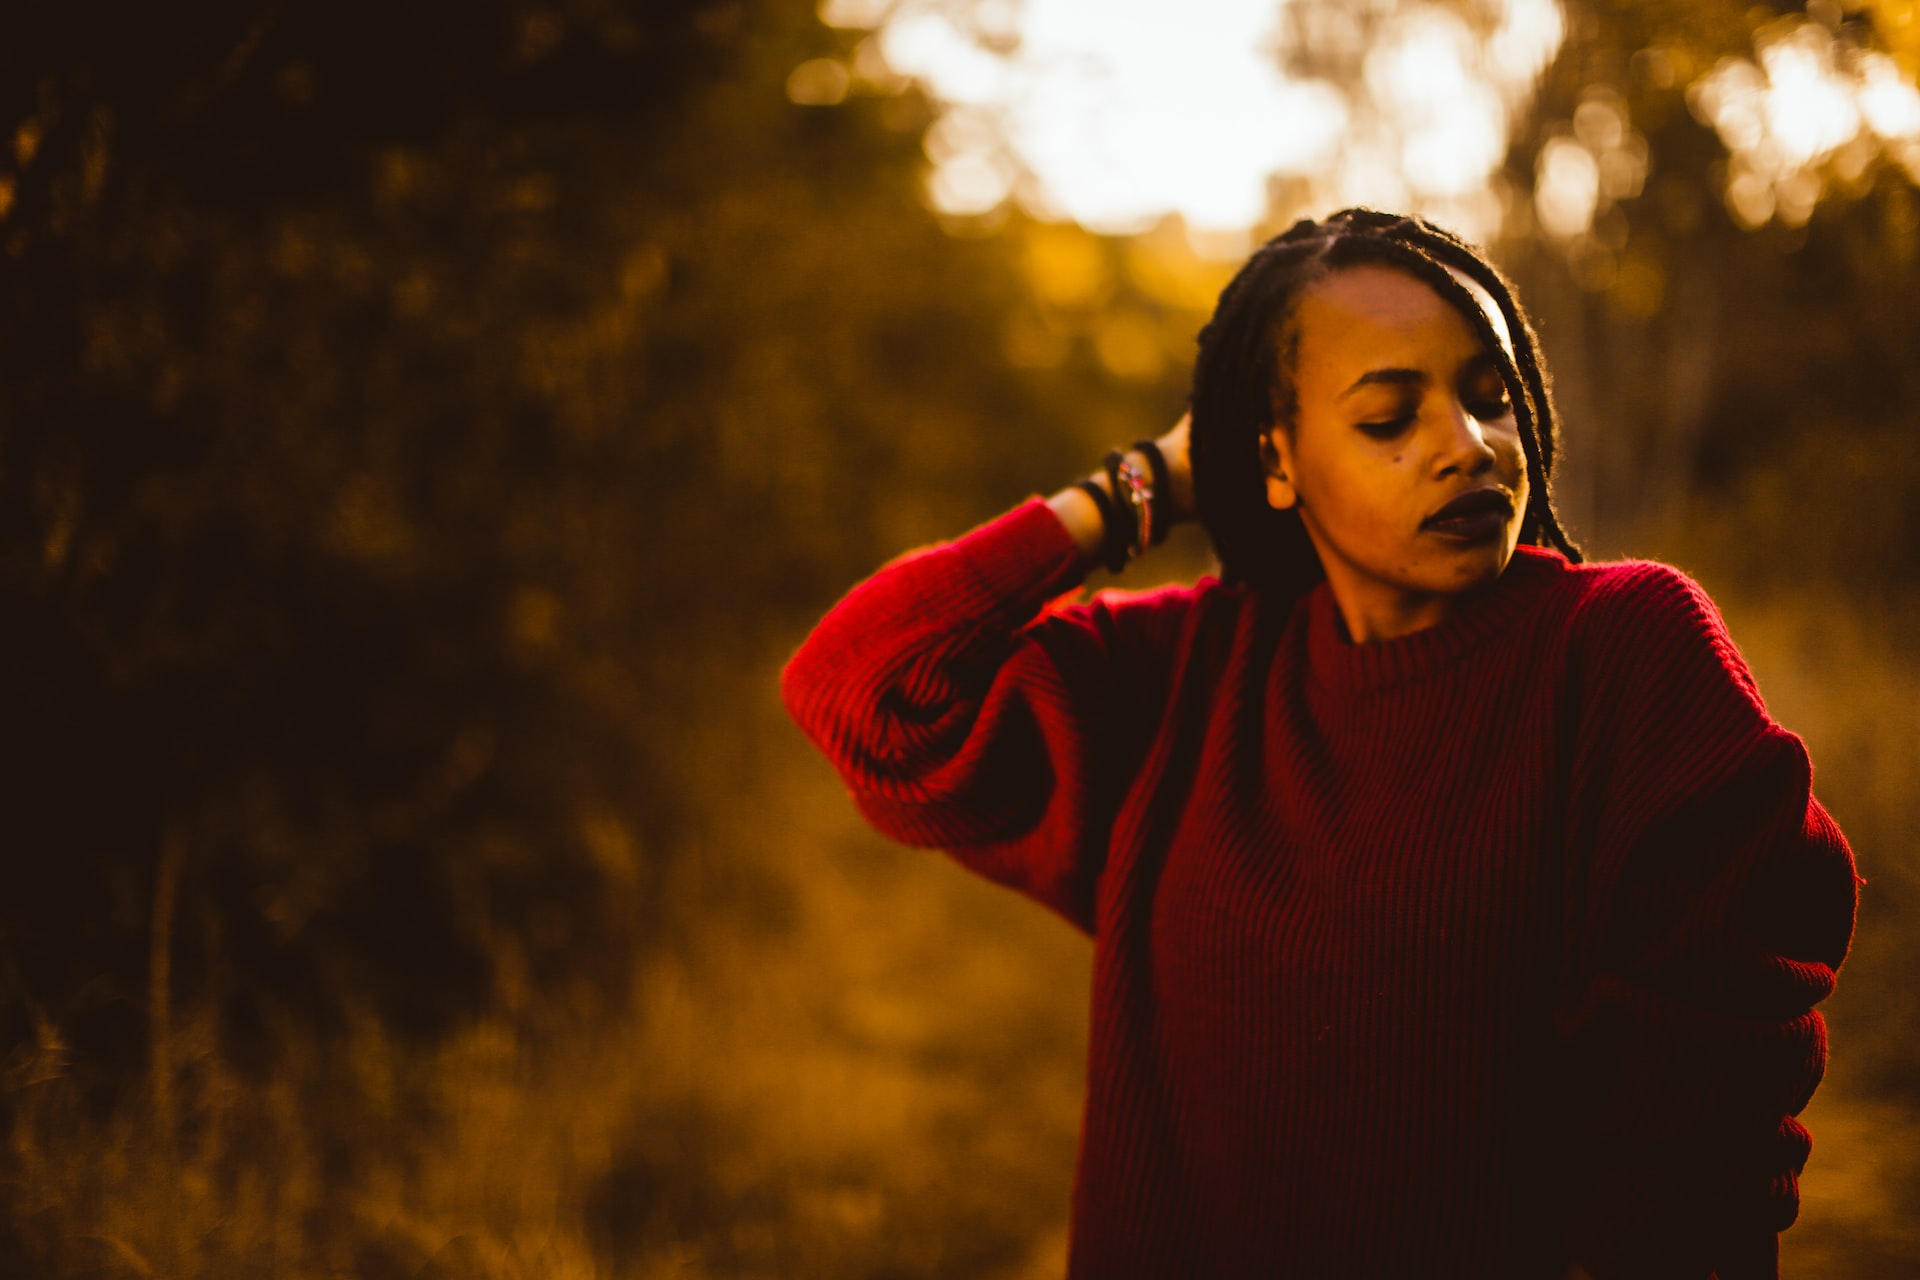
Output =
[{"x1": 781, "y1": 499, "x2": 1858, "y2": 1280}]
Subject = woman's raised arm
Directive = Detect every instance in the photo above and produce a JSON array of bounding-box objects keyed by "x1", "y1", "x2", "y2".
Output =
[{"x1": 780, "y1": 418, "x2": 1195, "y2": 931}]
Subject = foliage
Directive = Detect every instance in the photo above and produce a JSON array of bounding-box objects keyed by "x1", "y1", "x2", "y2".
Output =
[
  {"x1": 0, "y1": 0, "x2": 1163, "y2": 1272},
  {"x1": 1501, "y1": 0, "x2": 1920, "y2": 553}
]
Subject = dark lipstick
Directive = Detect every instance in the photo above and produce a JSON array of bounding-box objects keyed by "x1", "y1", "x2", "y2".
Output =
[{"x1": 1422, "y1": 487, "x2": 1514, "y2": 540}]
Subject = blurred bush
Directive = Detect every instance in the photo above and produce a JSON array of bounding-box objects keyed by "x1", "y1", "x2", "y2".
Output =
[{"x1": 0, "y1": 1, "x2": 1171, "y2": 1272}]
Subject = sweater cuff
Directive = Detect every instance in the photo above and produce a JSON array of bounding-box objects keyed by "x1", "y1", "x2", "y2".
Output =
[
  {"x1": 1567, "y1": 1157, "x2": 1781, "y2": 1280},
  {"x1": 946, "y1": 496, "x2": 1088, "y2": 625},
  {"x1": 1569, "y1": 1161, "x2": 1714, "y2": 1280}
]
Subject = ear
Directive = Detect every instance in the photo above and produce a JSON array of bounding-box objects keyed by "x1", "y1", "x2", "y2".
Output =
[{"x1": 1260, "y1": 427, "x2": 1299, "y2": 510}]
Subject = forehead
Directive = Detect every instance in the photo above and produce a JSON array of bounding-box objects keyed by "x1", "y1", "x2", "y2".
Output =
[{"x1": 1290, "y1": 261, "x2": 1515, "y2": 369}]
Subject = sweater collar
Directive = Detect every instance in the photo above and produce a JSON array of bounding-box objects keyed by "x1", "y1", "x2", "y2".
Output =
[{"x1": 1302, "y1": 544, "x2": 1567, "y2": 694}]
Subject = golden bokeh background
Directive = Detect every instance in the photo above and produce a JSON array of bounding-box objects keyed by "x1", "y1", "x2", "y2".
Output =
[{"x1": 0, "y1": 1, "x2": 1915, "y2": 1276}]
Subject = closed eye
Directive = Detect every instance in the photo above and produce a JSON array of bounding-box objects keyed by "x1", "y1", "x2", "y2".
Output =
[
  {"x1": 1458, "y1": 354, "x2": 1513, "y2": 422},
  {"x1": 1356, "y1": 413, "x2": 1417, "y2": 440},
  {"x1": 1464, "y1": 393, "x2": 1513, "y2": 421}
]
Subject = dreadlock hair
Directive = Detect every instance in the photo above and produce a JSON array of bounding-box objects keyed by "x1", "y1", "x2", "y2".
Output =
[{"x1": 1189, "y1": 208, "x2": 1581, "y2": 603}]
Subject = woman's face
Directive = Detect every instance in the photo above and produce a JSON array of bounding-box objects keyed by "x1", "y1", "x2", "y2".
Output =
[{"x1": 1261, "y1": 262, "x2": 1529, "y2": 643}]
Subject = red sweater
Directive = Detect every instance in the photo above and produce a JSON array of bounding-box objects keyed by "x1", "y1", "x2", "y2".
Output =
[{"x1": 781, "y1": 499, "x2": 1857, "y2": 1280}]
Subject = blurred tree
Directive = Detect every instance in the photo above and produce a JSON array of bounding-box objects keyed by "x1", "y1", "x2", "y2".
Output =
[
  {"x1": 1508, "y1": 0, "x2": 1920, "y2": 559},
  {"x1": 0, "y1": 0, "x2": 1160, "y2": 1271}
]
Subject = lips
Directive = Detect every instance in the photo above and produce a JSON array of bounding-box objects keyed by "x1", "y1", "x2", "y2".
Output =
[{"x1": 1422, "y1": 486, "x2": 1515, "y2": 538}]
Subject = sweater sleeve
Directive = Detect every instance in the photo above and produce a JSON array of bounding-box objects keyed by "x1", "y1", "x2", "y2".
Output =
[
  {"x1": 780, "y1": 498, "x2": 1182, "y2": 932},
  {"x1": 1558, "y1": 564, "x2": 1859, "y2": 1280}
]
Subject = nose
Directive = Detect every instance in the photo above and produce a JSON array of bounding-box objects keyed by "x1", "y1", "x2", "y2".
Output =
[{"x1": 1433, "y1": 398, "x2": 1498, "y2": 478}]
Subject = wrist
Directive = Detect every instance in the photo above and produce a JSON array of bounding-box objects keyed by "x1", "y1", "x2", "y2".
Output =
[
  {"x1": 1047, "y1": 483, "x2": 1110, "y2": 570},
  {"x1": 1046, "y1": 431, "x2": 1191, "y2": 575}
]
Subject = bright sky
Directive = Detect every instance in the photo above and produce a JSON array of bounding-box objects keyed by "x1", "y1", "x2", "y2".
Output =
[
  {"x1": 1689, "y1": 18, "x2": 1920, "y2": 228},
  {"x1": 819, "y1": 0, "x2": 1566, "y2": 251}
]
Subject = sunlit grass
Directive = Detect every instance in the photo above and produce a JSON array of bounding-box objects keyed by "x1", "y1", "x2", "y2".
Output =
[{"x1": 5, "y1": 657, "x2": 1091, "y2": 1279}]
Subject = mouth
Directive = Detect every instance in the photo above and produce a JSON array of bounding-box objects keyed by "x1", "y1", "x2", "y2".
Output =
[{"x1": 1422, "y1": 486, "x2": 1516, "y2": 540}]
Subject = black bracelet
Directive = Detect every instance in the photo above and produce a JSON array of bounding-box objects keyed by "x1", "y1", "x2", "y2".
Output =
[
  {"x1": 1102, "y1": 450, "x2": 1142, "y2": 567},
  {"x1": 1073, "y1": 478, "x2": 1130, "y2": 574},
  {"x1": 1129, "y1": 438, "x2": 1172, "y2": 545}
]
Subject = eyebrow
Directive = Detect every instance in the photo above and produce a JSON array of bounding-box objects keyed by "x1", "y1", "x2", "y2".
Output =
[
  {"x1": 1338, "y1": 368, "x2": 1425, "y2": 400},
  {"x1": 1338, "y1": 352, "x2": 1503, "y2": 401}
]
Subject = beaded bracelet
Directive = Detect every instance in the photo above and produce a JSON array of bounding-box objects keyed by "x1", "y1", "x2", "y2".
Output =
[
  {"x1": 1107, "y1": 449, "x2": 1154, "y2": 559},
  {"x1": 1074, "y1": 443, "x2": 1165, "y2": 574},
  {"x1": 1129, "y1": 438, "x2": 1172, "y2": 546}
]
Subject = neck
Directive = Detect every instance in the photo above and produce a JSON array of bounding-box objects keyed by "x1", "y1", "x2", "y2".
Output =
[{"x1": 1330, "y1": 591, "x2": 1462, "y2": 644}]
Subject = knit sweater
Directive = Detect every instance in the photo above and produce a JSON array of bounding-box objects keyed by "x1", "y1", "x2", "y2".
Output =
[{"x1": 781, "y1": 499, "x2": 1857, "y2": 1280}]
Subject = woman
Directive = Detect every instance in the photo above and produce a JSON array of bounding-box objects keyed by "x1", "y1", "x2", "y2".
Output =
[{"x1": 781, "y1": 210, "x2": 1857, "y2": 1279}]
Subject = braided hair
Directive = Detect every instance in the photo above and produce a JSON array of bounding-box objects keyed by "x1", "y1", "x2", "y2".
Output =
[{"x1": 1189, "y1": 208, "x2": 1581, "y2": 602}]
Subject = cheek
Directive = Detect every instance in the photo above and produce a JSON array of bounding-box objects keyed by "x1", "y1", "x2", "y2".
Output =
[
  {"x1": 1323, "y1": 470, "x2": 1405, "y2": 538},
  {"x1": 1491, "y1": 425, "x2": 1527, "y2": 471}
]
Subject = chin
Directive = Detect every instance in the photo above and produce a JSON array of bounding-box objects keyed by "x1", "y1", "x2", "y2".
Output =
[{"x1": 1435, "y1": 543, "x2": 1514, "y2": 594}]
